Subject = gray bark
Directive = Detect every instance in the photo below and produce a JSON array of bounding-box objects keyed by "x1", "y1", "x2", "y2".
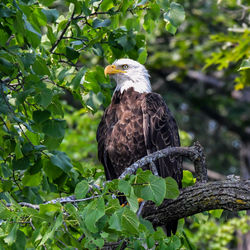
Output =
[{"x1": 142, "y1": 178, "x2": 250, "y2": 227}]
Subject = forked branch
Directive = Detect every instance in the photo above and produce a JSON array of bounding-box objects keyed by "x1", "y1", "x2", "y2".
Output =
[{"x1": 119, "y1": 142, "x2": 207, "y2": 183}]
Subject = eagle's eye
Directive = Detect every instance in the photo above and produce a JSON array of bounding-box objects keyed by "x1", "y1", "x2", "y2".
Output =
[{"x1": 122, "y1": 64, "x2": 128, "y2": 70}]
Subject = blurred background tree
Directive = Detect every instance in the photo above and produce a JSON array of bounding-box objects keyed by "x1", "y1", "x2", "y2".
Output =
[{"x1": 0, "y1": 0, "x2": 249, "y2": 248}]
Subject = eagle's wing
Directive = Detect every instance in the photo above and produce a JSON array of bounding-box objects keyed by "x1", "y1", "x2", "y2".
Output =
[
  {"x1": 141, "y1": 93, "x2": 183, "y2": 236},
  {"x1": 96, "y1": 108, "x2": 117, "y2": 180},
  {"x1": 141, "y1": 93, "x2": 183, "y2": 185}
]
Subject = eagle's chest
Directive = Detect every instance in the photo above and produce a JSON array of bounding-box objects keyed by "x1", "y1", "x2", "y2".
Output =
[
  {"x1": 109, "y1": 104, "x2": 144, "y2": 147},
  {"x1": 105, "y1": 93, "x2": 147, "y2": 168}
]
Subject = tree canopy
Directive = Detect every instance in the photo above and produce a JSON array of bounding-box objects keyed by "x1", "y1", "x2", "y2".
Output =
[{"x1": 0, "y1": 0, "x2": 249, "y2": 249}]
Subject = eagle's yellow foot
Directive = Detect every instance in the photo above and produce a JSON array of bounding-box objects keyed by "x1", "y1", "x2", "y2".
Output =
[
  {"x1": 121, "y1": 202, "x2": 128, "y2": 207},
  {"x1": 121, "y1": 198, "x2": 144, "y2": 207},
  {"x1": 137, "y1": 198, "x2": 144, "y2": 203}
]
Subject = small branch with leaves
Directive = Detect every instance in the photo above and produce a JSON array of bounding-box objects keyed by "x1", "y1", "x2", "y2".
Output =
[{"x1": 4, "y1": 143, "x2": 250, "y2": 227}]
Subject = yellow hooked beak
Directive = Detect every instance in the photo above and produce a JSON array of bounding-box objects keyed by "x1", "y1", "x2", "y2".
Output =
[{"x1": 104, "y1": 65, "x2": 126, "y2": 77}]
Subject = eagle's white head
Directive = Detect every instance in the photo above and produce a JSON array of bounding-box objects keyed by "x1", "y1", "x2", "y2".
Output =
[{"x1": 104, "y1": 58, "x2": 152, "y2": 94}]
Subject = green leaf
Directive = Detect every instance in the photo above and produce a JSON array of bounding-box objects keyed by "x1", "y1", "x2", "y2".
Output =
[
  {"x1": 92, "y1": 43, "x2": 104, "y2": 56},
  {"x1": 169, "y1": 235, "x2": 182, "y2": 249},
  {"x1": 127, "y1": 189, "x2": 139, "y2": 213},
  {"x1": 0, "y1": 4, "x2": 14, "y2": 18},
  {"x1": 165, "y1": 177, "x2": 179, "y2": 199},
  {"x1": 109, "y1": 213, "x2": 122, "y2": 231},
  {"x1": 66, "y1": 47, "x2": 80, "y2": 60},
  {"x1": 0, "y1": 202, "x2": 14, "y2": 219},
  {"x1": 44, "y1": 135, "x2": 63, "y2": 150},
  {"x1": 165, "y1": 22, "x2": 177, "y2": 35},
  {"x1": 39, "y1": 213, "x2": 63, "y2": 246},
  {"x1": 239, "y1": 59, "x2": 250, "y2": 71},
  {"x1": 147, "y1": 236, "x2": 155, "y2": 248},
  {"x1": 75, "y1": 180, "x2": 89, "y2": 199},
  {"x1": 39, "y1": 203, "x2": 61, "y2": 216},
  {"x1": 93, "y1": 238, "x2": 104, "y2": 248},
  {"x1": 50, "y1": 150, "x2": 73, "y2": 174},
  {"x1": 43, "y1": 158, "x2": 63, "y2": 181},
  {"x1": 32, "y1": 57, "x2": 50, "y2": 76},
  {"x1": 23, "y1": 15, "x2": 41, "y2": 37},
  {"x1": 25, "y1": 130, "x2": 40, "y2": 145},
  {"x1": 121, "y1": 207, "x2": 139, "y2": 235},
  {"x1": 118, "y1": 179, "x2": 131, "y2": 196},
  {"x1": 137, "y1": 48, "x2": 147, "y2": 64},
  {"x1": 1, "y1": 163, "x2": 12, "y2": 178},
  {"x1": 133, "y1": 169, "x2": 151, "y2": 197},
  {"x1": 71, "y1": 67, "x2": 87, "y2": 90},
  {"x1": 100, "y1": 0, "x2": 114, "y2": 11},
  {"x1": 42, "y1": 119, "x2": 66, "y2": 138},
  {"x1": 209, "y1": 209, "x2": 223, "y2": 219},
  {"x1": 92, "y1": 18, "x2": 111, "y2": 28},
  {"x1": 41, "y1": 9, "x2": 59, "y2": 23},
  {"x1": 141, "y1": 174, "x2": 166, "y2": 205},
  {"x1": 139, "y1": 217, "x2": 155, "y2": 233},
  {"x1": 121, "y1": 0, "x2": 133, "y2": 13},
  {"x1": 82, "y1": 91, "x2": 104, "y2": 111},
  {"x1": 84, "y1": 198, "x2": 105, "y2": 233},
  {"x1": 164, "y1": 2, "x2": 185, "y2": 35},
  {"x1": 182, "y1": 170, "x2": 196, "y2": 188},
  {"x1": 0, "y1": 57, "x2": 14, "y2": 75},
  {"x1": 15, "y1": 141, "x2": 23, "y2": 159},
  {"x1": 22, "y1": 172, "x2": 42, "y2": 186},
  {"x1": 82, "y1": 2, "x2": 91, "y2": 16},
  {"x1": 149, "y1": 2, "x2": 161, "y2": 19},
  {"x1": 33, "y1": 110, "x2": 51, "y2": 123},
  {"x1": 1, "y1": 180, "x2": 12, "y2": 192},
  {"x1": 105, "y1": 199, "x2": 120, "y2": 215},
  {"x1": 47, "y1": 26, "x2": 56, "y2": 44},
  {"x1": 164, "y1": 2, "x2": 185, "y2": 26},
  {"x1": 14, "y1": 230, "x2": 26, "y2": 250},
  {"x1": 38, "y1": 0, "x2": 55, "y2": 7},
  {"x1": 12, "y1": 157, "x2": 30, "y2": 170},
  {"x1": 4, "y1": 224, "x2": 18, "y2": 245},
  {"x1": 36, "y1": 87, "x2": 54, "y2": 108}
]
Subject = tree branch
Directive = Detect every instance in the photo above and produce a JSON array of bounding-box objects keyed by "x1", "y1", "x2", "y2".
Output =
[
  {"x1": 142, "y1": 178, "x2": 250, "y2": 227},
  {"x1": 184, "y1": 162, "x2": 226, "y2": 180},
  {"x1": 119, "y1": 142, "x2": 207, "y2": 183},
  {"x1": 4, "y1": 144, "x2": 250, "y2": 230}
]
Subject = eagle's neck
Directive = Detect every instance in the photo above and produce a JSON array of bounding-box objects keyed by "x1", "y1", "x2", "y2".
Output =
[
  {"x1": 114, "y1": 77, "x2": 151, "y2": 94},
  {"x1": 111, "y1": 87, "x2": 146, "y2": 106}
]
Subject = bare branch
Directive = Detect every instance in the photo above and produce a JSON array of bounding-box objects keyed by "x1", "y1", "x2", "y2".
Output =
[{"x1": 118, "y1": 142, "x2": 207, "y2": 183}]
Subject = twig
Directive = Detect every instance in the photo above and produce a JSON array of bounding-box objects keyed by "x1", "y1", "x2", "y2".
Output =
[
  {"x1": 50, "y1": 11, "x2": 75, "y2": 53},
  {"x1": 78, "y1": 234, "x2": 85, "y2": 242},
  {"x1": 137, "y1": 201, "x2": 146, "y2": 217},
  {"x1": 12, "y1": 171, "x2": 22, "y2": 191},
  {"x1": 30, "y1": 218, "x2": 36, "y2": 230},
  {"x1": 19, "y1": 202, "x2": 39, "y2": 210}
]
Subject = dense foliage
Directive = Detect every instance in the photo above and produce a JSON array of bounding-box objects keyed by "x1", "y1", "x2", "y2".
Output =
[{"x1": 0, "y1": 0, "x2": 249, "y2": 249}]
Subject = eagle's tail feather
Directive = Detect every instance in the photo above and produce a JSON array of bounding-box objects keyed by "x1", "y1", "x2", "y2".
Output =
[{"x1": 162, "y1": 220, "x2": 178, "y2": 237}]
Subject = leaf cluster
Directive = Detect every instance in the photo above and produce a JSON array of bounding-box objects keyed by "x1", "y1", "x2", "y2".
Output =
[{"x1": 0, "y1": 0, "x2": 190, "y2": 248}]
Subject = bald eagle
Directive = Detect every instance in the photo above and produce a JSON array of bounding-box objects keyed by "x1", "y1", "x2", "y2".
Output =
[{"x1": 96, "y1": 58, "x2": 183, "y2": 236}]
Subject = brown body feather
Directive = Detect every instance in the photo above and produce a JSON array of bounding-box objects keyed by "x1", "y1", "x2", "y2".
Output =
[{"x1": 96, "y1": 87, "x2": 182, "y2": 236}]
